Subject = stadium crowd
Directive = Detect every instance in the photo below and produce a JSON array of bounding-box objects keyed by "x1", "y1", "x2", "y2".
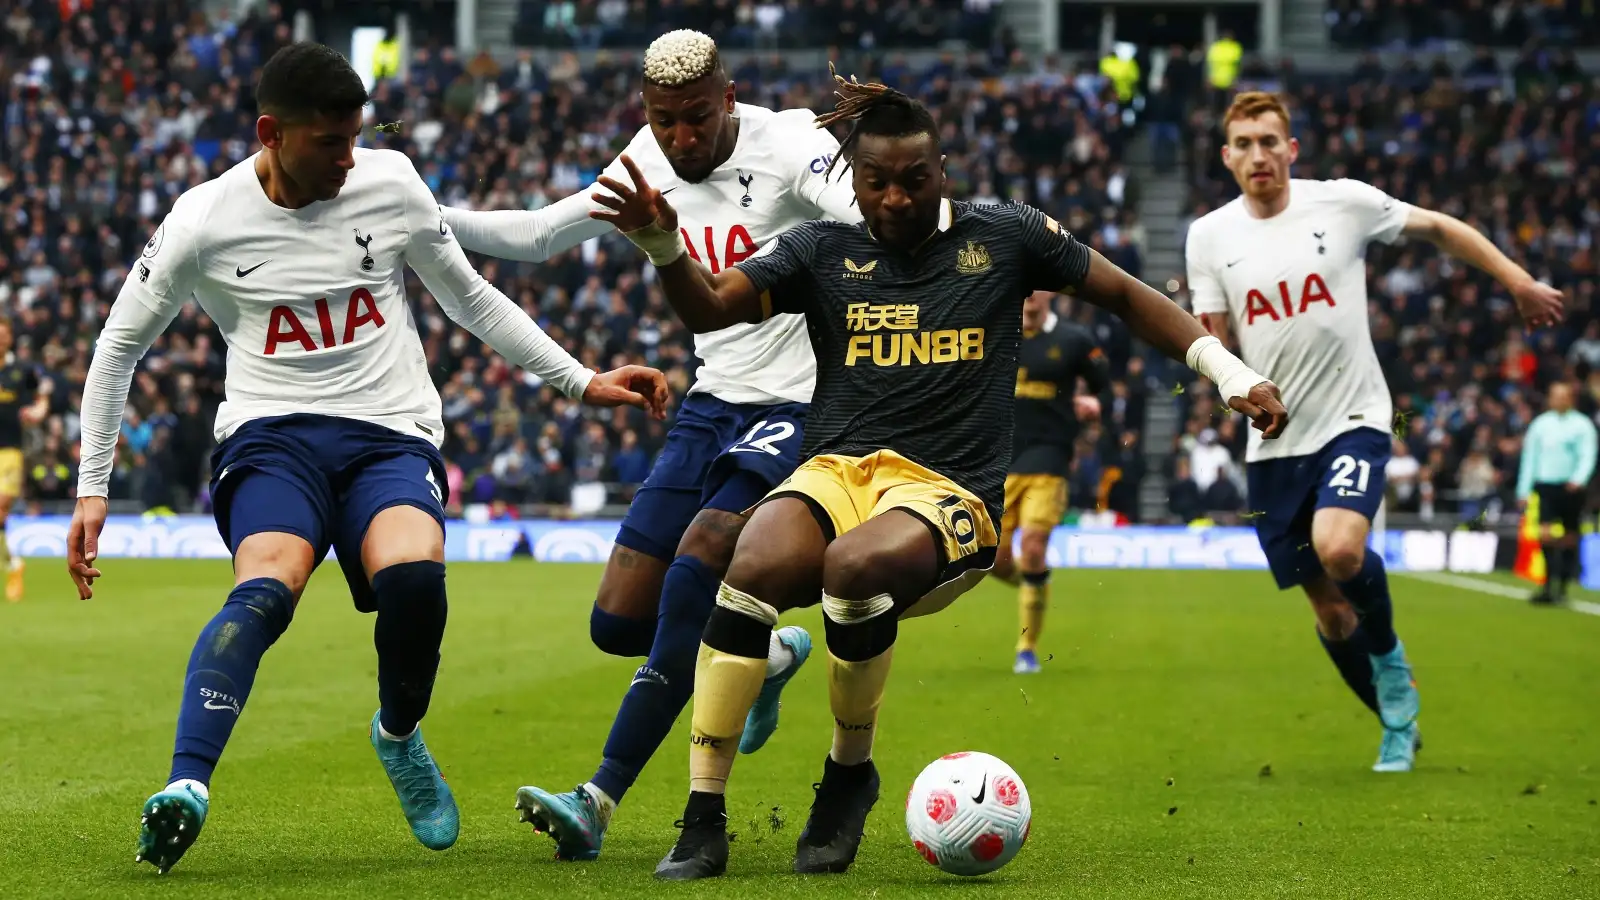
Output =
[
  {"x1": 1326, "y1": 0, "x2": 1600, "y2": 50},
  {"x1": 1, "y1": 0, "x2": 1143, "y2": 518},
  {"x1": 1171, "y1": 44, "x2": 1600, "y2": 524},
  {"x1": 10, "y1": 0, "x2": 1596, "y2": 527},
  {"x1": 514, "y1": 0, "x2": 1005, "y2": 51}
]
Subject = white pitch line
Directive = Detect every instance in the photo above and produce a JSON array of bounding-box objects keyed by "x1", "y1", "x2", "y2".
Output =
[{"x1": 1402, "y1": 571, "x2": 1600, "y2": 616}]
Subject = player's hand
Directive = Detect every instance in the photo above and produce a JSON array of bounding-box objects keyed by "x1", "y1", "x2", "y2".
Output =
[
  {"x1": 1511, "y1": 277, "x2": 1565, "y2": 328},
  {"x1": 1073, "y1": 395, "x2": 1101, "y2": 421},
  {"x1": 1228, "y1": 381, "x2": 1288, "y2": 440},
  {"x1": 66, "y1": 495, "x2": 107, "y2": 600},
  {"x1": 1567, "y1": 482, "x2": 1584, "y2": 493},
  {"x1": 591, "y1": 155, "x2": 679, "y2": 235},
  {"x1": 583, "y1": 365, "x2": 672, "y2": 420}
]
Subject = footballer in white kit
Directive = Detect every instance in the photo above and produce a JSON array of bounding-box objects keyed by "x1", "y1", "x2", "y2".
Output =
[
  {"x1": 1186, "y1": 92, "x2": 1564, "y2": 773},
  {"x1": 440, "y1": 30, "x2": 864, "y2": 862},
  {"x1": 61, "y1": 43, "x2": 668, "y2": 875}
]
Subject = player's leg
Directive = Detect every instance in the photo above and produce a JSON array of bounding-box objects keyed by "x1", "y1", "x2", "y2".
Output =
[
  {"x1": 0, "y1": 449, "x2": 23, "y2": 601},
  {"x1": 591, "y1": 402, "x2": 728, "y2": 656},
  {"x1": 339, "y1": 447, "x2": 458, "y2": 851},
  {"x1": 1533, "y1": 484, "x2": 1581, "y2": 604},
  {"x1": 523, "y1": 501, "x2": 755, "y2": 861},
  {"x1": 990, "y1": 474, "x2": 1024, "y2": 586},
  {"x1": 1308, "y1": 431, "x2": 1419, "y2": 771},
  {"x1": 1246, "y1": 453, "x2": 1388, "y2": 741},
  {"x1": 1555, "y1": 489, "x2": 1584, "y2": 601},
  {"x1": 138, "y1": 452, "x2": 327, "y2": 874},
  {"x1": 656, "y1": 495, "x2": 830, "y2": 881},
  {"x1": 1012, "y1": 476, "x2": 1066, "y2": 674},
  {"x1": 788, "y1": 508, "x2": 942, "y2": 875}
]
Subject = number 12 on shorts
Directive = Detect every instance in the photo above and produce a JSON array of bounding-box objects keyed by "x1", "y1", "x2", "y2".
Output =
[
  {"x1": 730, "y1": 419, "x2": 796, "y2": 456},
  {"x1": 1328, "y1": 454, "x2": 1371, "y2": 497}
]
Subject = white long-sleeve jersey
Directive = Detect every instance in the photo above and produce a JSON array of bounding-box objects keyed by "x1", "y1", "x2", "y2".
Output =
[
  {"x1": 443, "y1": 103, "x2": 863, "y2": 406},
  {"x1": 1186, "y1": 178, "x2": 1410, "y2": 463},
  {"x1": 78, "y1": 148, "x2": 595, "y2": 497}
]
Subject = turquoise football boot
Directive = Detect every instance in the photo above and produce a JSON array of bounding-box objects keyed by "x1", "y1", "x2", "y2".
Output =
[
  {"x1": 1370, "y1": 639, "x2": 1420, "y2": 731},
  {"x1": 740, "y1": 626, "x2": 812, "y2": 754},
  {"x1": 1373, "y1": 721, "x2": 1422, "y2": 773},
  {"x1": 515, "y1": 785, "x2": 608, "y2": 861},
  {"x1": 135, "y1": 781, "x2": 209, "y2": 874},
  {"x1": 370, "y1": 711, "x2": 459, "y2": 850}
]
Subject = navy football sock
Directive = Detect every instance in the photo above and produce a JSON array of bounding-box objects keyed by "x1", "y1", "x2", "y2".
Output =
[
  {"x1": 591, "y1": 554, "x2": 717, "y2": 802},
  {"x1": 1336, "y1": 550, "x2": 1397, "y2": 655},
  {"x1": 1318, "y1": 625, "x2": 1380, "y2": 716},
  {"x1": 372, "y1": 561, "x2": 448, "y2": 737},
  {"x1": 590, "y1": 604, "x2": 656, "y2": 658},
  {"x1": 169, "y1": 578, "x2": 296, "y2": 786}
]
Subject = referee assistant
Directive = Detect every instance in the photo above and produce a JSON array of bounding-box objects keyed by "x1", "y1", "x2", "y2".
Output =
[{"x1": 1517, "y1": 381, "x2": 1598, "y2": 604}]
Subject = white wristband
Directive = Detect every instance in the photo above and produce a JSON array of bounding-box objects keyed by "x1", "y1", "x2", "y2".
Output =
[
  {"x1": 621, "y1": 222, "x2": 686, "y2": 267},
  {"x1": 1186, "y1": 335, "x2": 1267, "y2": 405}
]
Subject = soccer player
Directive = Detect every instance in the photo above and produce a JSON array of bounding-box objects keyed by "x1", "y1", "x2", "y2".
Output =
[
  {"x1": 441, "y1": 30, "x2": 862, "y2": 859},
  {"x1": 0, "y1": 320, "x2": 51, "y2": 602},
  {"x1": 991, "y1": 291, "x2": 1109, "y2": 674},
  {"x1": 63, "y1": 43, "x2": 669, "y2": 875},
  {"x1": 1185, "y1": 91, "x2": 1565, "y2": 772},
  {"x1": 1516, "y1": 381, "x2": 1596, "y2": 605},
  {"x1": 593, "y1": 73, "x2": 1286, "y2": 880}
]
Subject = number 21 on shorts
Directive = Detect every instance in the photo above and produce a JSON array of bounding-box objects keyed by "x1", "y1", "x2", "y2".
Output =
[
  {"x1": 1328, "y1": 454, "x2": 1371, "y2": 497},
  {"x1": 730, "y1": 419, "x2": 796, "y2": 456}
]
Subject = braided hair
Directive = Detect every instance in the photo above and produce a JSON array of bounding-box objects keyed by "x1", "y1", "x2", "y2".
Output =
[{"x1": 814, "y1": 63, "x2": 939, "y2": 182}]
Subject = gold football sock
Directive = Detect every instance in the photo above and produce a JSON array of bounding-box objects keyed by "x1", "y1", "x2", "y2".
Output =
[
  {"x1": 688, "y1": 642, "x2": 768, "y2": 794},
  {"x1": 828, "y1": 646, "x2": 894, "y2": 766},
  {"x1": 1016, "y1": 577, "x2": 1048, "y2": 653}
]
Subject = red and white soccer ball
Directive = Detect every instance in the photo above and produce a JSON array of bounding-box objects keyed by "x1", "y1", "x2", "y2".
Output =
[{"x1": 904, "y1": 751, "x2": 1032, "y2": 876}]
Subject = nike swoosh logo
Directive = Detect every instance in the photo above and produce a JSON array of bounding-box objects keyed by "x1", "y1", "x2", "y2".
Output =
[
  {"x1": 1225, "y1": 259, "x2": 1242, "y2": 268},
  {"x1": 972, "y1": 772, "x2": 987, "y2": 804},
  {"x1": 236, "y1": 260, "x2": 270, "y2": 277},
  {"x1": 203, "y1": 699, "x2": 238, "y2": 713},
  {"x1": 661, "y1": 187, "x2": 677, "y2": 195}
]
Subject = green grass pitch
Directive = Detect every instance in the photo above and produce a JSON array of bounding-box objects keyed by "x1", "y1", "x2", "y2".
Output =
[{"x1": 3, "y1": 561, "x2": 1598, "y2": 899}]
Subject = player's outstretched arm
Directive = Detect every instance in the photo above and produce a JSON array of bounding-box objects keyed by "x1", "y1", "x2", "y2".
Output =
[
  {"x1": 1078, "y1": 247, "x2": 1287, "y2": 439},
  {"x1": 591, "y1": 154, "x2": 770, "y2": 332},
  {"x1": 1400, "y1": 207, "x2": 1564, "y2": 327},
  {"x1": 71, "y1": 223, "x2": 195, "y2": 599},
  {"x1": 441, "y1": 190, "x2": 612, "y2": 263},
  {"x1": 402, "y1": 168, "x2": 670, "y2": 419}
]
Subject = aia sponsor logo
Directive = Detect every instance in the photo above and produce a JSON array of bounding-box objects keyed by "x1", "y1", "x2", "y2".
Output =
[
  {"x1": 680, "y1": 225, "x2": 758, "y2": 273},
  {"x1": 263, "y1": 287, "x2": 385, "y2": 355},
  {"x1": 1245, "y1": 273, "x2": 1336, "y2": 326}
]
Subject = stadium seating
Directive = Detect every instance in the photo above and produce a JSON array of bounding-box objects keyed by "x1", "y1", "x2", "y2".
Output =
[
  {"x1": 1, "y1": 0, "x2": 1139, "y2": 519},
  {"x1": 11, "y1": 1, "x2": 1588, "y2": 528}
]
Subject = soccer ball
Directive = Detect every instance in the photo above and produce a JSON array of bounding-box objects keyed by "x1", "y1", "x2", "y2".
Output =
[{"x1": 904, "y1": 751, "x2": 1031, "y2": 876}]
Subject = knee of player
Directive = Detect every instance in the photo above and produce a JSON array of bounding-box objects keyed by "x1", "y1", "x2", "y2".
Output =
[
  {"x1": 233, "y1": 533, "x2": 316, "y2": 597},
  {"x1": 674, "y1": 509, "x2": 747, "y2": 576},
  {"x1": 1315, "y1": 541, "x2": 1365, "y2": 583},
  {"x1": 371, "y1": 559, "x2": 447, "y2": 603},
  {"x1": 820, "y1": 591, "x2": 898, "y2": 662},
  {"x1": 1019, "y1": 530, "x2": 1051, "y2": 571},
  {"x1": 821, "y1": 540, "x2": 904, "y2": 605}
]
